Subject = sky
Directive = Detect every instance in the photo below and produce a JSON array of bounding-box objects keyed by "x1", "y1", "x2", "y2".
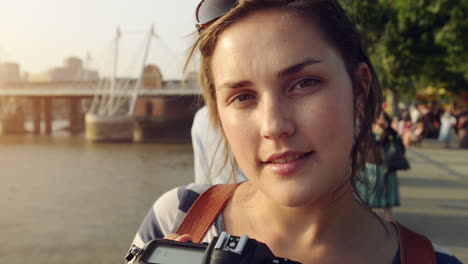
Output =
[{"x1": 0, "y1": 0, "x2": 201, "y2": 80}]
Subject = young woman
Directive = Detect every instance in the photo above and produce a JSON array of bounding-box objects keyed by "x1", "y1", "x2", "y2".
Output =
[
  {"x1": 360, "y1": 112, "x2": 401, "y2": 222},
  {"x1": 128, "y1": 0, "x2": 461, "y2": 263}
]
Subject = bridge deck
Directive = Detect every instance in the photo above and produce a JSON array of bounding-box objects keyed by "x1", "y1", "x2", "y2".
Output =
[
  {"x1": 0, "y1": 87, "x2": 201, "y2": 97},
  {"x1": 0, "y1": 81, "x2": 201, "y2": 97}
]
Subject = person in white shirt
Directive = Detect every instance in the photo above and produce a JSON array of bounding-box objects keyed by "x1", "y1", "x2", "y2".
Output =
[
  {"x1": 438, "y1": 110, "x2": 456, "y2": 148},
  {"x1": 191, "y1": 106, "x2": 247, "y2": 184}
]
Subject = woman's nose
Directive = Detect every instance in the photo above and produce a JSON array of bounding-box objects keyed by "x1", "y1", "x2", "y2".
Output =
[{"x1": 259, "y1": 97, "x2": 295, "y2": 140}]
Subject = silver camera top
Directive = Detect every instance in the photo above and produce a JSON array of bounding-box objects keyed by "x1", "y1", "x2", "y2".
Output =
[{"x1": 214, "y1": 231, "x2": 249, "y2": 255}]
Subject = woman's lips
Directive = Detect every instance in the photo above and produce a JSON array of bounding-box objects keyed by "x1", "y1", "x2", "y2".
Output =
[{"x1": 263, "y1": 151, "x2": 314, "y2": 176}]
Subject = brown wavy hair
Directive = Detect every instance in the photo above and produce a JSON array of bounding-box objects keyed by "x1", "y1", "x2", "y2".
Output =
[{"x1": 185, "y1": 0, "x2": 383, "y2": 197}]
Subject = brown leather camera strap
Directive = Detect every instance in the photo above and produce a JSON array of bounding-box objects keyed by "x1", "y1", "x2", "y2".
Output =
[
  {"x1": 177, "y1": 184, "x2": 436, "y2": 262},
  {"x1": 176, "y1": 184, "x2": 239, "y2": 243},
  {"x1": 393, "y1": 221, "x2": 436, "y2": 264}
]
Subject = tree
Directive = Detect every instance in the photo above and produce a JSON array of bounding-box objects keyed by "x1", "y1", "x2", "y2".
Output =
[{"x1": 342, "y1": 0, "x2": 468, "y2": 114}]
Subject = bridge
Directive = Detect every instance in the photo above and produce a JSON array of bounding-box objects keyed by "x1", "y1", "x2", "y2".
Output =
[
  {"x1": 0, "y1": 81, "x2": 201, "y2": 134},
  {"x1": 0, "y1": 81, "x2": 201, "y2": 97}
]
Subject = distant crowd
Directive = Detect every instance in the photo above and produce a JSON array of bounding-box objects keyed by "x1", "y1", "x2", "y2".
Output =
[{"x1": 391, "y1": 104, "x2": 468, "y2": 149}]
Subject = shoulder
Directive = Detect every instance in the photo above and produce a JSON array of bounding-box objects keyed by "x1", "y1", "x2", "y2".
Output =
[
  {"x1": 191, "y1": 106, "x2": 210, "y2": 133},
  {"x1": 392, "y1": 244, "x2": 462, "y2": 264},
  {"x1": 391, "y1": 223, "x2": 463, "y2": 264},
  {"x1": 433, "y1": 244, "x2": 463, "y2": 264},
  {"x1": 191, "y1": 106, "x2": 220, "y2": 148},
  {"x1": 132, "y1": 183, "x2": 213, "y2": 246},
  {"x1": 156, "y1": 183, "x2": 213, "y2": 217}
]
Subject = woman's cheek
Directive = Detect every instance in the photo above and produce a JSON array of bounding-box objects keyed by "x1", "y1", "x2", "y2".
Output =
[
  {"x1": 220, "y1": 110, "x2": 253, "y2": 152},
  {"x1": 221, "y1": 110, "x2": 261, "y2": 178},
  {"x1": 309, "y1": 90, "x2": 355, "y2": 160}
]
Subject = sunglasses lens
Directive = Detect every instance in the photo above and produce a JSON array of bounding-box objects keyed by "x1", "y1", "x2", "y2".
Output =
[{"x1": 197, "y1": 0, "x2": 237, "y2": 25}]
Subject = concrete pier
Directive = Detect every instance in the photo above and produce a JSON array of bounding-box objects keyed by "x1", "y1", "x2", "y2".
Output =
[
  {"x1": 44, "y1": 97, "x2": 52, "y2": 134},
  {"x1": 13, "y1": 97, "x2": 86, "y2": 135},
  {"x1": 69, "y1": 98, "x2": 81, "y2": 133},
  {"x1": 32, "y1": 98, "x2": 41, "y2": 134}
]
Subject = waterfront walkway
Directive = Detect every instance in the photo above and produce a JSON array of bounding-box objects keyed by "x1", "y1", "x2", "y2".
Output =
[
  {"x1": 0, "y1": 135, "x2": 466, "y2": 263},
  {"x1": 389, "y1": 139, "x2": 468, "y2": 261}
]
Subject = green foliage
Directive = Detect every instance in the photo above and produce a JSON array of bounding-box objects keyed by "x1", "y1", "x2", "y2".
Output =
[{"x1": 341, "y1": 0, "x2": 468, "y2": 96}]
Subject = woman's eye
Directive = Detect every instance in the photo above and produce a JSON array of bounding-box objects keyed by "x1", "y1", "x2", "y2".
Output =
[
  {"x1": 293, "y1": 78, "x2": 320, "y2": 91},
  {"x1": 232, "y1": 93, "x2": 255, "y2": 103}
]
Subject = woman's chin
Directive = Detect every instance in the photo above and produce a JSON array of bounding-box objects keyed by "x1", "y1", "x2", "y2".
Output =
[{"x1": 264, "y1": 183, "x2": 326, "y2": 209}]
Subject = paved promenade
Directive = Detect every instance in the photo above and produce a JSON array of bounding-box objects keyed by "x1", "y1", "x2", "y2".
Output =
[{"x1": 389, "y1": 139, "x2": 468, "y2": 262}]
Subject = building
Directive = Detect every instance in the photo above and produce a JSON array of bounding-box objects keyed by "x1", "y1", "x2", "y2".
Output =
[
  {"x1": 29, "y1": 57, "x2": 99, "y2": 82},
  {"x1": 135, "y1": 64, "x2": 164, "y2": 118},
  {"x1": 0, "y1": 62, "x2": 21, "y2": 83},
  {"x1": 142, "y1": 64, "x2": 163, "y2": 88},
  {"x1": 48, "y1": 57, "x2": 99, "y2": 82}
]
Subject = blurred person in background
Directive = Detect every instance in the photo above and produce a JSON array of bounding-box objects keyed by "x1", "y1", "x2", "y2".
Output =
[
  {"x1": 191, "y1": 105, "x2": 247, "y2": 184},
  {"x1": 395, "y1": 111, "x2": 409, "y2": 136},
  {"x1": 402, "y1": 115, "x2": 425, "y2": 147},
  {"x1": 457, "y1": 108, "x2": 468, "y2": 149},
  {"x1": 438, "y1": 109, "x2": 457, "y2": 148},
  {"x1": 409, "y1": 103, "x2": 421, "y2": 125},
  {"x1": 360, "y1": 112, "x2": 401, "y2": 221}
]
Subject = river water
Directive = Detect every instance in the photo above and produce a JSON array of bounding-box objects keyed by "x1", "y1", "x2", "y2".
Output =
[{"x1": 0, "y1": 133, "x2": 194, "y2": 264}]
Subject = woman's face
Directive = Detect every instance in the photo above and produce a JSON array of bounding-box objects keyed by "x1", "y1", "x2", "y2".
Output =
[{"x1": 212, "y1": 10, "x2": 360, "y2": 207}]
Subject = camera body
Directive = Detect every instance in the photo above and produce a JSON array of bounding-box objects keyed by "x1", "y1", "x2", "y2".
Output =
[{"x1": 126, "y1": 231, "x2": 301, "y2": 264}]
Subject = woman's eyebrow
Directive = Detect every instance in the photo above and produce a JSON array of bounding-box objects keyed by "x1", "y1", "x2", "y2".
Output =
[
  {"x1": 220, "y1": 80, "x2": 252, "y2": 90},
  {"x1": 277, "y1": 57, "x2": 323, "y2": 78},
  {"x1": 218, "y1": 57, "x2": 322, "y2": 90}
]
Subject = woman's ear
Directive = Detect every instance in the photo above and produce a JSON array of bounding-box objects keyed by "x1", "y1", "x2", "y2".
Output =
[
  {"x1": 354, "y1": 63, "x2": 372, "y2": 118},
  {"x1": 356, "y1": 63, "x2": 372, "y2": 100}
]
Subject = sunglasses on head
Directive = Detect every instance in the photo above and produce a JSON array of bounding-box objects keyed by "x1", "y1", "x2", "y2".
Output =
[{"x1": 195, "y1": 0, "x2": 295, "y2": 32}]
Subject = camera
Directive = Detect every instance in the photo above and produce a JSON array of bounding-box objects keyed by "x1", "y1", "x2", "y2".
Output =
[{"x1": 125, "y1": 231, "x2": 301, "y2": 264}]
